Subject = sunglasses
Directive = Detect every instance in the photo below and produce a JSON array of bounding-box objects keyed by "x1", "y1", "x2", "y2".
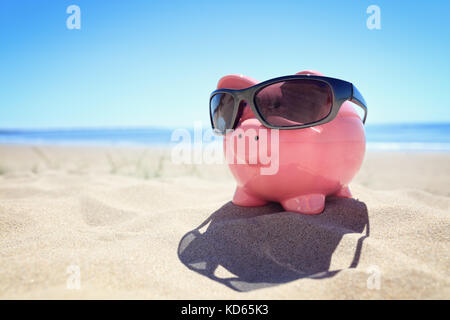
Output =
[{"x1": 210, "y1": 74, "x2": 367, "y2": 135}]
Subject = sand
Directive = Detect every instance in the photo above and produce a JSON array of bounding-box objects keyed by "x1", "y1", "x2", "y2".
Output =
[{"x1": 0, "y1": 144, "x2": 448, "y2": 299}]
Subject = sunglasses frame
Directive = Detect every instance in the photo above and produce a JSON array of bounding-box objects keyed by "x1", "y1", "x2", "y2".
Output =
[{"x1": 210, "y1": 74, "x2": 367, "y2": 135}]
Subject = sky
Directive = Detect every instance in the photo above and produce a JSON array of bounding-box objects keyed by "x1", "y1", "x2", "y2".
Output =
[{"x1": 0, "y1": 0, "x2": 449, "y2": 129}]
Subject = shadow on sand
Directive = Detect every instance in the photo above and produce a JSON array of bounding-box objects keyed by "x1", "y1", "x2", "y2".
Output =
[{"x1": 178, "y1": 198, "x2": 369, "y2": 292}]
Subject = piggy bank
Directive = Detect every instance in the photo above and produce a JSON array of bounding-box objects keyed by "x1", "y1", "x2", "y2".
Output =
[{"x1": 220, "y1": 70, "x2": 366, "y2": 215}]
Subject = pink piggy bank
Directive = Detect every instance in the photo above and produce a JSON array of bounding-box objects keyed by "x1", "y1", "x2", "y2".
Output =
[{"x1": 219, "y1": 70, "x2": 366, "y2": 215}]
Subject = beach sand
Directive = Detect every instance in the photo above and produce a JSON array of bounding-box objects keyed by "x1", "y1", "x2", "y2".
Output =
[{"x1": 0, "y1": 144, "x2": 448, "y2": 299}]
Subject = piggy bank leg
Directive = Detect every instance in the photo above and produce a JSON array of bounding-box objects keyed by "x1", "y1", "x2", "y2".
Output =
[
  {"x1": 333, "y1": 186, "x2": 352, "y2": 198},
  {"x1": 232, "y1": 187, "x2": 268, "y2": 207},
  {"x1": 281, "y1": 194, "x2": 325, "y2": 215}
]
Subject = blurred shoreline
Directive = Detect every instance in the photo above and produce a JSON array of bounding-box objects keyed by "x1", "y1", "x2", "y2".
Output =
[{"x1": 0, "y1": 123, "x2": 449, "y2": 152}]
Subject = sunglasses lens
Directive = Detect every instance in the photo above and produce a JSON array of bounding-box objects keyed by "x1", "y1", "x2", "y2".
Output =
[
  {"x1": 254, "y1": 79, "x2": 333, "y2": 127},
  {"x1": 210, "y1": 93, "x2": 235, "y2": 133}
]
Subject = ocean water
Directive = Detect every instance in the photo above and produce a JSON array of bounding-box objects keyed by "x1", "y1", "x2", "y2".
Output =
[
  {"x1": 365, "y1": 123, "x2": 450, "y2": 151},
  {"x1": 0, "y1": 127, "x2": 176, "y2": 147},
  {"x1": 0, "y1": 123, "x2": 449, "y2": 151}
]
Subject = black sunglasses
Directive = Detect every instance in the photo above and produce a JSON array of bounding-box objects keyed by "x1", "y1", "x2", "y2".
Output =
[{"x1": 210, "y1": 74, "x2": 367, "y2": 135}]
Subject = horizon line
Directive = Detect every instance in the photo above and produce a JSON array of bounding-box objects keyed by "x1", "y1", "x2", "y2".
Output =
[{"x1": 1, "y1": 121, "x2": 450, "y2": 132}]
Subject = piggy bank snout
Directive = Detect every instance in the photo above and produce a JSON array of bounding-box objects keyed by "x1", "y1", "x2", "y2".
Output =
[{"x1": 226, "y1": 120, "x2": 269, "y2": 165}]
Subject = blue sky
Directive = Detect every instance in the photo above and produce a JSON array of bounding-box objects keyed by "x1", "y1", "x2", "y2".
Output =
[{"x1": 0, "y1": 0, "x2": 449, "y2": 129}]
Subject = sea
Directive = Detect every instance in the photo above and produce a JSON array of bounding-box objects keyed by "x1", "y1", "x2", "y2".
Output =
[{"x1": 0, "y1": 123, "x2": 449, "y2": 152}]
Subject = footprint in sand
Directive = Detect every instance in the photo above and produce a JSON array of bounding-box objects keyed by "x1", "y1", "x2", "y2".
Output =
[{"x1": 79, "y1": 196, "x2": 138, "y2": 227}]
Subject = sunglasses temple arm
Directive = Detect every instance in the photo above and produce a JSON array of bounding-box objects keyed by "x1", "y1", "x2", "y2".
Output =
[{"x1": 350, "y1": 84, "x2": 368, "y2": 124}]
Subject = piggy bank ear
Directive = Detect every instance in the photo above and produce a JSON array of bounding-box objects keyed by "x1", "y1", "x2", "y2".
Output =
[
  {"x1": 217, "y1": 74, "x2": 259, "y2": 90},
  {"x1": 295, "y1": 70, "x2": 325, "y2": 76}
]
